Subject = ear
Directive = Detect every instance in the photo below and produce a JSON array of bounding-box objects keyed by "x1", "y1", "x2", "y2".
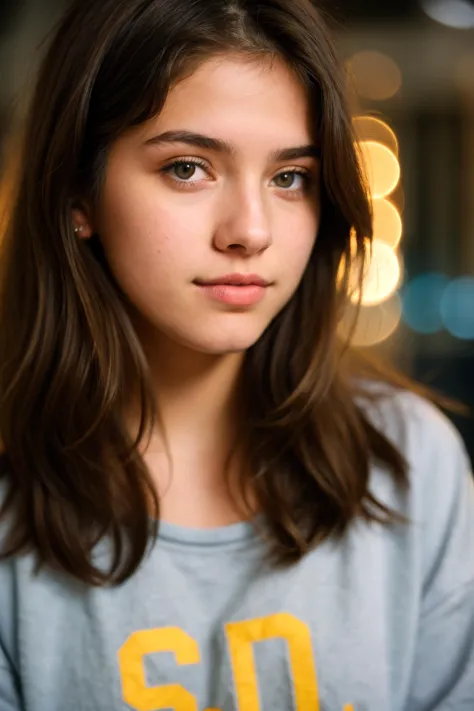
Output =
[{"x1": 71, "y1": 201, "x2": 94, "y2": 239}]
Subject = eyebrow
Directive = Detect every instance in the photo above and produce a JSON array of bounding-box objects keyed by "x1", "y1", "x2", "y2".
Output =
[{"x1": 143, "y1": 130, "x2": 321, "y2": 161}]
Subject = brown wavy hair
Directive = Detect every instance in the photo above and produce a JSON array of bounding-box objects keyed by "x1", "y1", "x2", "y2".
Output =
[{"x1": 0, "y1": 0, "x2": 429, "y2": 585}]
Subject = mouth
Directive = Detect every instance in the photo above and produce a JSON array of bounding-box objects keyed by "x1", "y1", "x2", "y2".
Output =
[
  {"x1": 193, "y1": 273, "x2": 270, "y2": 287},
  {"x1": 193, "y1": 274, "x2": 271, "y2": 307}
]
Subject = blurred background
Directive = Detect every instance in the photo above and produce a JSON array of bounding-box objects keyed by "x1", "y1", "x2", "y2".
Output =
[{"x1": 0, "y1": 0, "x2": 473, "y2": 460}]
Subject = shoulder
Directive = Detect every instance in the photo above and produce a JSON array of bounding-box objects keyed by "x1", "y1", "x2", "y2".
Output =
[
  {"x1": 360, "y1": 386, "x2": 470, "y2": 491},
  {"x1": 361, "y1": 386, "x2": 474, "y2": 597}
]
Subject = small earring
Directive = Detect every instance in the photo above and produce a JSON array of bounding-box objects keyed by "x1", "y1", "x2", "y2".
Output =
[{"x1": 74, "y1": 225, "x2": 84, "y2": 235}]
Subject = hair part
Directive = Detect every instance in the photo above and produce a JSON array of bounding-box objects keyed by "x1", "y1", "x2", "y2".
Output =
[{"x1": 0, "y1": 0, "x2": 422, "y2": 585}]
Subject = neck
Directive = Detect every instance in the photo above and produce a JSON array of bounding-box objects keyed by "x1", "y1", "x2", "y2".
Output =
[
  {"x1": 129, "y1": 327, "x2": 251, "y2": 526},
  {"x1": 146, "y1": 334, "x2": 244, "y2": 446}
]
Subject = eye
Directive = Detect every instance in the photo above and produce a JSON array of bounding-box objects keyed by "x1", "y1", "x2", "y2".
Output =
[
  {"x1": 174, "y1": 162, "x2": 197, "y2": 180},
  {"x1": 161, "y1": 158, "x2": 210, "y2": 183},
  {"x1": 272, "y1": 170, "x2": 310, "y2": 191}
]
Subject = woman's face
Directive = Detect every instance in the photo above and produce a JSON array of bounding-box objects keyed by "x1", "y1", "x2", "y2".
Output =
[{"x1": 82, "y1": 54, "x2": 321, "y2": 355}]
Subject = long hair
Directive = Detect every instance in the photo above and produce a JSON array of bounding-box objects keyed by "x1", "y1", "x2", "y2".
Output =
[{"x1": 0, "y1": 0, "x2": 421, "y2": 584}]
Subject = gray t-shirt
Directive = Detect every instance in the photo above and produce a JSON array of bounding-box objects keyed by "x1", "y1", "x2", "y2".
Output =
[{"x1": 0, "y1": 391, "x2": 473, "y2": 711}]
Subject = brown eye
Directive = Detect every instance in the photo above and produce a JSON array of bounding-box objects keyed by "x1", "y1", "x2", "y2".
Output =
[
  {"x1": 274, "y1": 171, "x2": 297, "y2": 188},
  {"x1": 161, "y1": 158, "x2": 210, "y2": 183},
  {"x1": 173, "y1": 162, "x2": 197, "y2": 180}
]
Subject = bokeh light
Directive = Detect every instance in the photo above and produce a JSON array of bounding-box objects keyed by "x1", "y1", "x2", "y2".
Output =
[
  {"x1": 402, "y1": 273, "x2": 448, "y2": 334},
  {"x1": 342, "y1": 115, "x2": 405, "y2": 319},
  {"x1": 340, "y1": 294, "x2": 402, "y2": 347},
  {"x1": 347, "y1": 51, "x2": 402, "y2": 101},
  {"x1": 358, "y1": 141, "x2": 401, "y2": 199},
  {"x1": 372, "y1": 199, "x2": 403, "y2": 249},
  {"x1": 350, "y1": 239, "x2": 402, "y2": 306},
  {"x1": 353, "y1": 116, "x2": 399, "y2": 157},
  {"x1": 421, "y1": 0, "x2": 474, "y2": 29},
  {"x1": 440, "y1": 277, "x2": 474, "y2": 339}
]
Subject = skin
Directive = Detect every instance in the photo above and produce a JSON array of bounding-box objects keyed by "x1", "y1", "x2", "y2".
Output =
[{"x1": 74, "y1": 54, "x2": 321, "y2": 526}]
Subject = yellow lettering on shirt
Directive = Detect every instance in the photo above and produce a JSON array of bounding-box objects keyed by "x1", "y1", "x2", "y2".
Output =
[
  {"x1": 118, "y1": 616, "x2": 355, "y2": 711},
  {"x1": 225, "y1": 612, "x2": 320, "y2": 711},
  {"x1": 118, "y1": 627, "x2": 199, "y2": 711}
]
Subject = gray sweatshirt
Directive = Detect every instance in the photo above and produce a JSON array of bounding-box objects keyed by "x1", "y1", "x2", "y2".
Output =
[{"x1": 0, "y1": 391, "x2": 473, "y2": 711}]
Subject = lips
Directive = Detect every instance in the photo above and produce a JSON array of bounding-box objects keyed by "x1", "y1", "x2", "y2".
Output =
[
  {"x1": 193, "y1": 273, "x2": 271, "y2": 307},
  {"x1": 194, "y1": 273, "x2": 270, "y2": 287}
]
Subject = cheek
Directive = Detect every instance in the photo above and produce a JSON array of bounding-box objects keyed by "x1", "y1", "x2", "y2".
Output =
[{"x1": 97, "y1": 180, "x2": 202, "y2": 281}]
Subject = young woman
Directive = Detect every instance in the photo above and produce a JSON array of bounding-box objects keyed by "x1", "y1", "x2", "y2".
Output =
[{"x1": 0, "y1": 0, "x2": 472, "y2": 709}]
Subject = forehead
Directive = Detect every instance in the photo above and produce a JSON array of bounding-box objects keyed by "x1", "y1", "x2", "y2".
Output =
[{"x1": 138, "y1": 54, "x2": 315, "y2": 148}]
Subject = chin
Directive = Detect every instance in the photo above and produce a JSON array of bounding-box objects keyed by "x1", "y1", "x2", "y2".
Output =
[
  {"x1": 194, "y1": 335, "x2": 262, "y2": 355},
  {"x1": 182, "y1": 322, "x2": 269, "y2": 355}
]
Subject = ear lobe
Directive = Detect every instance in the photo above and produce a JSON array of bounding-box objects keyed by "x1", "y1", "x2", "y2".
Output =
[
  {"x1": 71, "y1": 205, "x2": 94, "y2": 239},
  {"x1": 74, "y1": 225, "x2": 87, "y2": 238}
]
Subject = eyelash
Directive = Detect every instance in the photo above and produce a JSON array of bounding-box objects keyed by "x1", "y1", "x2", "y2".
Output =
[{"x1": 160, "y1": 157, "x2": 314, "y2": 194}]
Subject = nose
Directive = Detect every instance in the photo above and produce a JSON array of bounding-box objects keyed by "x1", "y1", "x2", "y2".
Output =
[{"x1": 212, "y1": 181, "x2": 272, "y2": 256}]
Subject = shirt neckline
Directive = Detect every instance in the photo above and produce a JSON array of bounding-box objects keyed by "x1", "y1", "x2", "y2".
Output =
[{"x1": 157, "y1": 516, "x2": 262, "y2": 548}]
